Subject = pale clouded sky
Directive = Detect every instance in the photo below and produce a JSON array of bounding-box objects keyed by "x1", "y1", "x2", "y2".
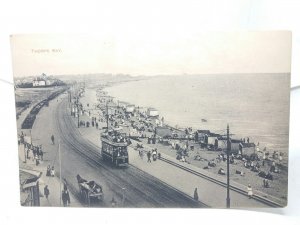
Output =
[{"x1": 10, "y1": 31, "x2": 291, "y2": 77}]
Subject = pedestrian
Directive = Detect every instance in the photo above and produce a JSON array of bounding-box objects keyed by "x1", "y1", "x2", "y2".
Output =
[
  {"x1": 139, "y1": 149, "x2": 143, "y2": 159},
  {"x1": 35, "y1": 155, "x2": 39, "y2": 166},
  {"x1": 46, "y1": 165, "x2": 51, "y2": 176},
  {"x1": 40, "y1": 149, "x2": 43, "y2": 161},
  {"x1": 32, "y1": 147, "x2": 37, "y2": 160},
  {"x1": 51, "y1": 135, "x2": 55, "y2": 145},
  {"x1": 265, "y1": 179, "x2": 269, "y2": 188},
  {"x1": 62, "y1": 188, "x2": 71, "y2": 207},
  {"x1": 147, "y1": 151, "x2": 151, "y2": 163},
  {"x1": 194, "y1": 188, "x2": 199, "y2": 201},
  {"x1": 247, "y1": 184, "x2": 253, "y2": 199},
  {"x1": 44, "y1": 185, "x2": 50, "y2": 200},
  {"x1": 152, "y1": 149, "x2": 157, "y2": 161},
  {"x1": 26, "y1": 148, "x2": 30, "y2": 159},
  {"x1": 111, "y1": 196, "x2": 117, "y2": 207},
  {"x1": 50, "y1": 166, "x2": 55, "y2": 177}
]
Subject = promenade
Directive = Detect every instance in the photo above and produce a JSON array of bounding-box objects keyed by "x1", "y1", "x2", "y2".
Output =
[
  {"x1": 17, "y1": 96, "x2": 82, "y2": 207},
  {"x1": 75, "y1": 91, "x2": 275, "y2": 208}
]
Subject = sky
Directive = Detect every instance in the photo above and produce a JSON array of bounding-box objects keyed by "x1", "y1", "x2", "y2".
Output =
[{"x1": 10, "y1": 31, "x2": 291, "y2": 77}]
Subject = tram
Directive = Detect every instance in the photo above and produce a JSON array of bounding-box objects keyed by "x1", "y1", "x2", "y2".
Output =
[{"x1": 101, "y1": 130, "x2": 129, "y2": 167}]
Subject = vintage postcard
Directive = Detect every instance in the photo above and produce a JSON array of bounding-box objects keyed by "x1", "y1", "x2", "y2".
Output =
[{"x1": 11, "y1": 32, "x2": 291, "y2": 208}]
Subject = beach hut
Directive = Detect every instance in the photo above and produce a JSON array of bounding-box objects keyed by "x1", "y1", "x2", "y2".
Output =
[
  {"x1": 126, "y1": 104, "x2": 135, "y2": 113},
  {"x1": 240, "y1": 142, "x2": 256, "y2": 156},
  {"x1": 217, "y1": 137, "x2": 242, "y2": 153},
  {"x1": 147, "y1": 108, "x2": 159, "y2": 117},
  {"x1": 216, "y1": 137, "x2": 256, "y2": 155},
  {"x1": 195, "y1": 130, "x2": 211, "y2": 142}
]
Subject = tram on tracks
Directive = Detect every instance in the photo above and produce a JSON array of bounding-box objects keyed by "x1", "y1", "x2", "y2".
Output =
[{"x1": 100, "y1": 129, "x2": 129, "y2": 167}]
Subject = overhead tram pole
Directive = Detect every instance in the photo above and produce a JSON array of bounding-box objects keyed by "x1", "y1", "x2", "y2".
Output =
[
  {"x1": 106, "y1": 101, "x2": 109, "y2": 132},
  {"x1": 226, "y1": 124, "x2": 231, "y2": 208}
]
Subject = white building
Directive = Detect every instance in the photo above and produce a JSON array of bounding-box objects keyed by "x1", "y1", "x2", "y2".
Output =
[{"x1": 33, "y1": 80, "x2": 46, "y2": 87}]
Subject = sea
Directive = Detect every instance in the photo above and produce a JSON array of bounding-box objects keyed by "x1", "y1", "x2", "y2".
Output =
[{"x1": 104, "y1": 74, "x2": 290, "y2": 156}]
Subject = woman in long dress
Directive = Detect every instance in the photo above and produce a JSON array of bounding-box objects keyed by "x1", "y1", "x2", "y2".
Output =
[{"x1": 247, "y1": 184, "x2": 253, "y2": 199}]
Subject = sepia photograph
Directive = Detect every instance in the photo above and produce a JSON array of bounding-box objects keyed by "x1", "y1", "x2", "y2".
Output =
[{"x1": 11, "y1": 31, "x2": 291, "y2": 208}]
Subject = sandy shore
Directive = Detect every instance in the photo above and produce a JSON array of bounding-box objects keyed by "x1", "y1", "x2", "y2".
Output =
[{"x1": 79, "y1": 86, "x2": 288, "y2": 204}]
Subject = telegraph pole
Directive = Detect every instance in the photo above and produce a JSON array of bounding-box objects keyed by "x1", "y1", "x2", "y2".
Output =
[
  {"x1": 106, "y1": 102, "x2": 109, "y2": 131},
  {"x1": 77, "y1": 97, "x2": 80, "y2": 128},
  {"x1": 226, "y1": 124, "x2": 231, "y2": 208}
]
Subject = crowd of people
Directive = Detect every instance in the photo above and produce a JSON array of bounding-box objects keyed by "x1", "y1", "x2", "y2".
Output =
[
  {"x1": 19, "y1": 132, "x2": 44, "y2": 166},
  {"x1": 19, "y1": 131, "x2": 72, "y2": 207},
  {"x1": 137, "y1": 145, "x2": 159, "y2": 163},
  {"x1": 94, "y1": 92, "x2": 286, "y2": 203}
]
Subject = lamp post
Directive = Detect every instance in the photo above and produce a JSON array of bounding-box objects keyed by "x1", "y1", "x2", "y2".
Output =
[
  {"x1": 77, "y1": 97, "x2": 80, "y2": 128},
  {"x1": 23, "y1": 144, "x2": 27, "y2": 163},
  {"x1": 226, "y1": 124, "x2": 231, "y2": 208}
]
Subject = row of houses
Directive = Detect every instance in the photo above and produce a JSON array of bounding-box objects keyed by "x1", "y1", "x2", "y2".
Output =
[{"x1": 15, "y1": 73, "x2": 64, "y2": 88}]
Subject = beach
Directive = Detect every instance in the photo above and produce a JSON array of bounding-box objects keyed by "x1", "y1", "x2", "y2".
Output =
[
  {"x1": 105, "y1": 74, "x2": 290, "y2": 158},
  {"x1": 90, "y1": 74, "x2": 288, "y2": 203}
]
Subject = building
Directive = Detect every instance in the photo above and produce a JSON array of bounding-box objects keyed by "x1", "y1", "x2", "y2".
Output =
[
  {"x1": 19, "y1": 168, "x2": 42, "y2": 206},
  {"x1": 32, "y1": 73, "x2": 53, "y2": 87},
  {"x1": 147, "y1": 108, "x2": 159, "y2": 117},
  {"x1": 33, "y1": 80, "x2": 46, "y2": 87}
]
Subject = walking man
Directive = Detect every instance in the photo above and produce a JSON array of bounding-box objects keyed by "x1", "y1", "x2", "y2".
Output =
[
  {"x1": 194, "y1": 188, "x2": 199, "y2": 201},
  {"x1": 44, "y1": 185, "x2": 50, "y2": 200},
  {"x1": 51, "y1": 135, "x2": 55, "y2": 145},
  {"x1": 40, "y1": 149, "x2": 43, "y2": 161},
  {"x1": 147, "y1": 151, "x2": 151, "y2": 163},
  {"x1": 62, "y1": 187, "x2": 71, "y2": 207}
]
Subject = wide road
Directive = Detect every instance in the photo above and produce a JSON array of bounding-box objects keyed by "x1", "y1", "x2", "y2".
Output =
[{"x1": 52, "y1": 94, "x2": 205, "y2": 208}]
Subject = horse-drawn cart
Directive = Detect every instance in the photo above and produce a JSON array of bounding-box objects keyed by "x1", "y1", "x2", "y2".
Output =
[{"x1": 76, "y1": 174, "x2": 104, "y2": 205}]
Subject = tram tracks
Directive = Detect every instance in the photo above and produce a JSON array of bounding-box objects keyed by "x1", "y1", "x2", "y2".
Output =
[{"x1": 55, "y1": 98, "x2": 203, "y2": 207}]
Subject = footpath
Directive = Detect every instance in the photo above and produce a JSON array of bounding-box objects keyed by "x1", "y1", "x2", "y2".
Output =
[
  {"x1": 17, "y1": 97, "x2": 82, "y2": 207},
  {"x1": 18, "y1": 144, "x2": 81, "y2": 207}
]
